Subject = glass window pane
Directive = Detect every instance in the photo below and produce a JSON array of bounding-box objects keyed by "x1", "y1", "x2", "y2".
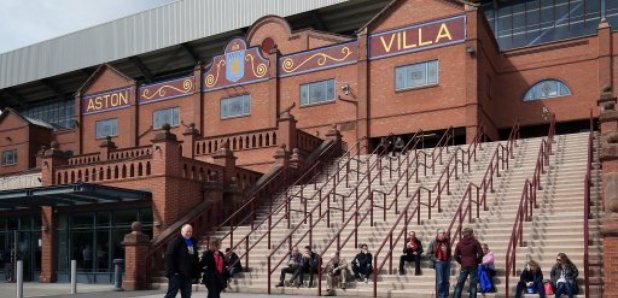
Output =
[
  {"x1": 221, "y1": 95, "x2": 251, "y2": 119},
  {"x1": 524, "y1": 80, "x2": 572, "y2": 101},
  {"x1": 299, "y1": 79, "x2": 336, "y2": 106},
  {"x1": 95, "y1": 119, "x2": 118, "y2": 139},
  {"x1": 395, "y1": 60, "x2": 438, "y2": 91}
]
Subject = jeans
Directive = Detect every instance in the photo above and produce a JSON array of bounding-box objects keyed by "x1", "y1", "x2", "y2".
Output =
[
  {"x1": 453, "y1": 266, "x2": 478, "y2": 298},
  {"x1": 555, "y1": 282, "x2": 575, "y2": 298},
  {"x1": 352, "y1": 263, "x2": 373, "y2": 279},
  {"x1": 434, "y1": 261, "x2": 450, "y2": 298},
  {"x1": 164, "y1": 274, "x2": 193, "y2": 298},
  {"x1": 515, "y1": 280, "x2": 545, "y2": 298}
]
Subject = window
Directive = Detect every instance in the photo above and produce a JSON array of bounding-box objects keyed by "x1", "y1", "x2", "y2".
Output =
[
  {"x1": 95, "y1": 119, "x2": 118, "y2": 139},
  {"x1": 395, "y1": 60, "x2": 439, "y2": 91},
  {"x1": 18, "y1": 99, "x2": 75, "y2": 129},
  {"x1": 153, "y1": 107, "x2": 180, "y2": 129},
  {"x1": 524, "y1": 80, "x2": 572, "y2": 101},
  {"x1": 483, "y1": 0, "x2": 602, "y2": 50},
  {"x1": 220, "y1": 95, "x2": 251, "y2": 119},
  {"x1": 300, "y1": 79, "x2": 336, "y2": 106},
  {"x1": 2, "y1": 150, "x2": 17, "y2": 166}
]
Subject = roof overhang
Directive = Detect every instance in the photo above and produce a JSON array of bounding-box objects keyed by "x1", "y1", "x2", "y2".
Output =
[{"x1": 0, "y1": 183, "x2": 151, "y2": 210}]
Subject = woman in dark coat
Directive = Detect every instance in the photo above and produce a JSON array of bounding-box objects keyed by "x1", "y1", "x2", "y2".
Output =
[{"x1": 200, "y1": 238, "x2": 226, "y2": 298}]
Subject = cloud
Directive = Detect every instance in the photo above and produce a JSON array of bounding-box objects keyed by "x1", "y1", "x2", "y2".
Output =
[{"x1": 0, "y1": 0, "x2": 175, "y2": 53}]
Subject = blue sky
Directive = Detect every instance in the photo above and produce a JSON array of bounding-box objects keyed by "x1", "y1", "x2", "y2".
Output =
[{"x1": 0, "y1": 0, "x2": 175, "y2": 54}]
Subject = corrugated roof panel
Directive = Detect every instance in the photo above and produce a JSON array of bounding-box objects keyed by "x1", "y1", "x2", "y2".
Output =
[{"x1": 0, "y1": 0, "x2": 348, "y2": 89}]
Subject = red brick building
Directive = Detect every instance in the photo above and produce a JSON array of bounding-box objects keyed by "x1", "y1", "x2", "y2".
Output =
[{"x1": 0, "y1": 0, "x2": 616, "y2": 294}]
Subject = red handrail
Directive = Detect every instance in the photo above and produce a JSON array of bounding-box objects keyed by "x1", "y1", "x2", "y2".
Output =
[
  {"x1": 371, "y1": 127, "x2": 485, "y2": 297},
  {"x1": 265, "y1": 134, "x2": 399, "y2": 294},
  {"x1": 584, "y1": 110, "x2": 594, "y2": 297},
  {"x1": 505, "y1": 114, "x2": 556, "y2": 297},
  {"x1": 315, "y1": 134, "x2": 430, "y2": 295}
]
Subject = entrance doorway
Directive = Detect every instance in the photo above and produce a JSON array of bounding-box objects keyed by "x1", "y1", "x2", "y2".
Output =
[{"x1": 0, "y1": 215, "x2": 42, "y2": 282}]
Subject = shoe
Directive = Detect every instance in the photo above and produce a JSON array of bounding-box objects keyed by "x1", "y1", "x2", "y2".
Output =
[
  {"x1": 341, "y1": 284, "x2": 346, "y2": 290},
  {"x1": 275, "y1": 282, "x2": 284, "y2": 288},
  {"x1": 414, "y1": 272, "x2": 421, "y2": 276},
  {"x1": 325, "y1": 289, "x2": 336, "y2": 296},
  {"x1": 284, "y1": 280, "x2": 292, "y2": 287},
  {"x1": 365, "y1": 276, "x2": 369, "y2": 283},
  {"x1": 398, "y1": 270, "x2": 405, "y2": 275}
]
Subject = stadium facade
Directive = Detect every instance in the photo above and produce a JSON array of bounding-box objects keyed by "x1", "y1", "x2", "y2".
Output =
[{"x1": 0, "y1": 0, "x2": 615, "y2": 296}]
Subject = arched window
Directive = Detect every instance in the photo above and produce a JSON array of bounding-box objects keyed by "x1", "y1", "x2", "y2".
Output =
[{"x1": 524, "y1": 80, "x2": 571, "y2": 101}]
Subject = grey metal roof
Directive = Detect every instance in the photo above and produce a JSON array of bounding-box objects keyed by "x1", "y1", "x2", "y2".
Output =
[{"x1": 0, "y1": 0, "x2": 349, "y2": 90}]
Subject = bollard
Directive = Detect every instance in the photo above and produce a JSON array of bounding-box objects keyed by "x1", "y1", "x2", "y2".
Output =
[
  {"x1": 70, "y1": 260, "x2": 77, "y2": 294},
  {"x1": 16, "y1": 260, "x2": 23, "y2": 298},
  {"x1": 113, "y1": 259, "x2": 124, "y2": 291}
]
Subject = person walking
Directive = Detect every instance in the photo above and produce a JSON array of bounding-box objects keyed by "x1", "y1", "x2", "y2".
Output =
[
  {"x1": 164, "y1": 224, "x2": 200, "y2": 298},
  {"x1": 452, "y1": 227, "x2": 484, "y2": 298},
  {"x1": 399, "y1": 231, "x2": 423, "y2": 276},
  {"x1": 427, "y1": 229, "x2": 451, "y2": 298},
  {"x1": 200, "y1": 238, "x2": 227, "y2": 298}
]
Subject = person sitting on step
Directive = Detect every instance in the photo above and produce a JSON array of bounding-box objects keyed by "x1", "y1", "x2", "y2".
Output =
[
  {"x1": 515, "y1": 260, "x2": 546, "y2": 298},
  {"x1": 324, "y1": 252, "x2": 351, "y2": 296},
  {"x1": 551, "y1": 252, "x2": 579, "y2": 298},
  {"x1": 275, "y1": 246, "x2": 302, "y2": 288},
  {"x1": 351, "y1": 243, "x2": 373, "y2": 282},
  {"x1": 478, "y1": 243, "x2": 496, "y2": 293},
  {"x1": 291, "y1": 245, "x2": 319, "y2": 288},
  {"x1": 399, "y1": 231, "x2": 423, "y2": 275}
]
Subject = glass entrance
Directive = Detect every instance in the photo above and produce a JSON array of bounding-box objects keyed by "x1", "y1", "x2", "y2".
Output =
[{"x1": 0, "y1": 215, "x2": 42, "y2": 281}]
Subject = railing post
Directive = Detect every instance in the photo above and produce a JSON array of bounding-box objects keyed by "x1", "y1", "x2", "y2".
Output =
[
  {"x1": 245, "y1": 235, "x2": 250, "y2": 270},
  {"x1": 388, "y1": 233, "x2": 393, "y2": 274},
  {"x1": 310, "y1": 214, "x2": 313, "y2": 248},
  {"x1": 370, "y1": 192, "x2": 374, "y2": 226}
]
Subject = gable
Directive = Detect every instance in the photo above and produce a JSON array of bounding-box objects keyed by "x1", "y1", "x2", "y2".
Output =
[
  {"x1": 0, "y1": 109, "x2": 29, "y2": 131},
  {"x1": 368, "y1": 0, "x2": 464, "y2": 33},
  {"x1": 79, "y1": 65, "x2": 134, "y2": 96}
]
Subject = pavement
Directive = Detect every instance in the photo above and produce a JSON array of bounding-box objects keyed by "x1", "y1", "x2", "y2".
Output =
[{"x1": 0, "y1": 282, "x2": 318, "y2": 298}]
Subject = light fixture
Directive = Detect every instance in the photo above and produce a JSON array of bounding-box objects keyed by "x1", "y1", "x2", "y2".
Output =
[{"x1": 466, "y1": 45, "x2": 476, "y2": 55}]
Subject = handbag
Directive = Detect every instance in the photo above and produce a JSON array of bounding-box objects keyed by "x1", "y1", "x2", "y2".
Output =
[
  {"x1": 544, "y1": 282, "x2": 554, "y2": 295},
  {"x1": 477, "y1": 266, "x2": 493, "y2": 293}
]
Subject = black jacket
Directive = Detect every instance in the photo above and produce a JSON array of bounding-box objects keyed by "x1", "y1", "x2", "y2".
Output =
[
  {"x1": 550, "y1": 263, "x2": 579, "y2": 287},
  {"x1": 199, "y1": 250, "x2": 227, "y2": 287},
  {"x1": 164, "y1": 235, "x2": 200, "y2": 278},
  {"x1": 403, "y1": 237, "x2": 423, "y2": 255},
  {"x1": 353, "y1": 252, "x2": 373, "y2": 267},
  {"x1": 519, "y1": 268, "x2": 544, "y2": 284},
  {"x1": 225, "y1": 252, "x2": 242, "y2": 270}
]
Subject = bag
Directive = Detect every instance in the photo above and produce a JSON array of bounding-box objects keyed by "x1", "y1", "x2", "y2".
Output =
[
  {"x1": 478, "y1": 266, "x2": 493, "y2": 293},
  {"x1": 544, "y1": 282, "x2": 554, "y2": 295}
]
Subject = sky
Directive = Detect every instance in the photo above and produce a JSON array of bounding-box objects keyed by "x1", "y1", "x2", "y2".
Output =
[{"x1": 0, "y1": 0, "x2": 176, "y2": 54}]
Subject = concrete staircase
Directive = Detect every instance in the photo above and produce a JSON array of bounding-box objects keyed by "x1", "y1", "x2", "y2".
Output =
[{"x1": 151, "y1": 132, "x2": 602, "y2": 297}]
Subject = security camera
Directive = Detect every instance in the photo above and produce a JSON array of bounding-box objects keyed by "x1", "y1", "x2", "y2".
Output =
[{"x1": 341, "y1": 83, "x2": 350, "y2": 96}]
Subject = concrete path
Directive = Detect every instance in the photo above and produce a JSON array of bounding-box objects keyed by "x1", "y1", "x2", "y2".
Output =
[{"x1": 0, "y1": 282, "x2": 318, "y2": 298}]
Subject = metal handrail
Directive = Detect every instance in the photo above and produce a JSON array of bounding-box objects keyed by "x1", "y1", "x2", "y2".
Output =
[
  {"x1": 371, "y1": 127, "x2": 485, "y2": 297},
  {"x1": 584, "y1": 110, "x2": 594, "y2": 297},
  {"x1": 265, "y1": 135, "x2": 399, "y2": 294},
  {"x1": 315, "y1": 134, "x2": 430, "y2": 295},
  {"x1": 504, "y1": 114, "x2": 556, "y2": 297}
]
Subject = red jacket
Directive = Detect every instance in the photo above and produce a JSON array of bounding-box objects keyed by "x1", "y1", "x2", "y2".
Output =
[{"x1": 454, "y1": 235, "x2": 483, "y2": 267}]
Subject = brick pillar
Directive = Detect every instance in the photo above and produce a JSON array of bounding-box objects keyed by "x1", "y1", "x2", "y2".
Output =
[
  {"x1": 39, "y1": 206, "x2": 55, "y2": 282},
  {"x1": 40, "y1": 141, "x2": 67, "y2": 186},
  {"x1": 273, "y1": 144, "x2": 289, "y2": 169},
  {"x1": 122, "y1": 222, "x2": 151, "y2": 290},
  {"x1": 203, "y1": 174, "x2": 224, "y2": 227},
  {"x1": 465, "y1": 4, "x2": 480, "y2": 144},
  {"x1": 99, "y1": 136, "x2": 116, "y2": 161},
  {"x1": 598, "y1": 19, "x2": 613, "y2": 93},
  {"x1": 325, "y1": 125, "x2": 342, "y2": 144},
  {"x1": 150, "y1": 124, "x2": 182, "y2": 234},
  {"x1": 182, "y1": 123, "x2": 200, "y2": 158},
  {"x1": 356, "y1": 29, "x2": 370, "y2": 154},
  {"x1": 224, "y1": 177, "x2": 244, "y2": 218},
  {"x1": 211, "y1": 141, "x2": 237, "y2": 186},
  {"x1": 277, "y1": 111, "x2": 298, "y2": 151},
  {"x1": 599, "y1": 88, "x2": 618, "y2": 297}
]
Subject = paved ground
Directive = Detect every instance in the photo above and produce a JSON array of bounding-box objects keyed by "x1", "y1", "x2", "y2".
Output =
[{"x1": 0, "y1": 282, "x2": 318, "y2": 298}]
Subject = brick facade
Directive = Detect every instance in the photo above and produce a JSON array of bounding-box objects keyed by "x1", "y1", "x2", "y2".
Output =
[{"x1": 0, "y1": 0, "x2": 616, "y2": 291}]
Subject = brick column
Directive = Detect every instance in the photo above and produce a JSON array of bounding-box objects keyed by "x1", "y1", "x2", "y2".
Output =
[
  {"x1": 465, "y1": 4, "x2": 481, "y2": 144},
  {"x1": 122, "y1": 222, "x2": 151, "y2": 290},
  {"x1": 203, "y1": 174, "x2": 224, "y2": 227},
  {"x1": 599, "y1": 89, "x2": 618, "y2": 297},
  {"x1": 40, "y1": 141, "x2": 67, "y2": 186},
  {"x1": 99, "y1": 136, "x2": 116, "y2": 161},
  {"x1": 39, "y1": 206, "x2": 55, "y2": 282},
  {"x1": 224, "y1": 177, "x2": 244, "y2": 218},
  {"x1": 277, "y1": 111, "x2": 298, "y2": 151},
  {"x1": 211, "y1": 141, "x2": 237, "y2": 186},
  {"x1": 356, "y1": 29, "x2": 370, "y2": 154},
  {"x1": 150, "y1": 124, "x2": 182, "y2": 234},
  {"x1": 182, "y1": 123, "x2": 200, "y2": 158}
]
